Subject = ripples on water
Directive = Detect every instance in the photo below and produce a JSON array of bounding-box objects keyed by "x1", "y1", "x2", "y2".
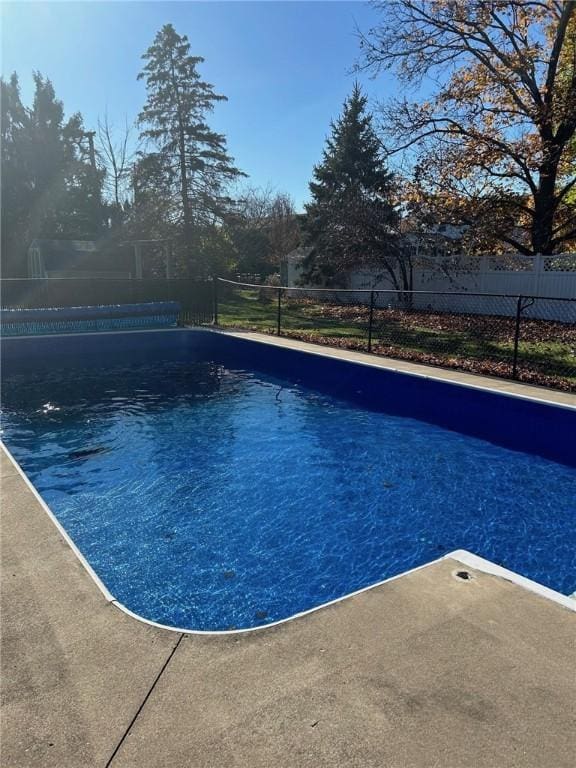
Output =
[{"x1": 2, "y1": 360, "x2": 575, "y2": 629}]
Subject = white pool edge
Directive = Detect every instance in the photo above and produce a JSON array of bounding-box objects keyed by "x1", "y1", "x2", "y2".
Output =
[
  {"x1": 447, "y1": 550, "x2": 576, "y2": 613},
  {"x1": 2, "y1": 441, "x2": 115, "y2": 603},
  {"x1": 2, "y1": 441, "x2": 574, "y2": 638}
]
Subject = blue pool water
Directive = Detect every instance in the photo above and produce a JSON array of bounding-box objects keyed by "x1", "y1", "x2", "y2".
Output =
[{"x1": 2, "y1": 358, "x2": 575, "y2": 630}]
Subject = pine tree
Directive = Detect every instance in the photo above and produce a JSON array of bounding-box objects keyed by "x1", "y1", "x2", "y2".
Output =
[
  {"x1": 137, "y1": 24, "x2": 245, "y2": 273},
  {"x1": 1, "y1": 74, "x2": 28, "y2": 276},
  {"x1": 304, "y1": 84, "x2": 402, "y2": 285},
  {"x1": 1, "y1": 72, "x2": 104, "y2": 276}
]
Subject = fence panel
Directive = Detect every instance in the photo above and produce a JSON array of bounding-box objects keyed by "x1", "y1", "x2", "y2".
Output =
[
  {"x1": 0, "y1": 278, "x2": 214, "y2": 326},
  {"x1": 281, "y1": 289, "x2": 371, "y2": 347},
  {"x1": 370, "y1": 291, "x2": 520, "y2": 377},
  {"x1": 216, "y1": 280, "x2": 280, "y2": 334},
  {"x1": 216, "y1": 279, "x2": 576, "y2": 392},
  {"x1": 514, "y1": 297, "x2": 576, "y2": 387},
  {"x1": 350, "y1": 253, "x2": 576, "y2": 305}
]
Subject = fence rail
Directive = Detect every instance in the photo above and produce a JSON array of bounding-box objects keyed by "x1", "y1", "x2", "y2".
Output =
[
  {"x1": 1, "y1": 277, "x2": 574, "y2": 392},
  {"x1": 215, "y1": 278, "x2": 576, "y2": 392}
]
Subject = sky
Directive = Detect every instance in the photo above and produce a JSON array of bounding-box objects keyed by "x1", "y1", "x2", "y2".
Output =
[{"x1": 1, "y1": 1, "x2": 405, "y2": 210}]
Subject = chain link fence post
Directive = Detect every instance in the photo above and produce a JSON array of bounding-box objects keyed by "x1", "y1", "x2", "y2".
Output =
[
  {"x1": 367, "y1": 290, "x2": 375, "y2": 353},
  {"x1": 277, "y1": 287, "x2": 283, "y2": 336},
  {"x1": 212, "y1": 276, "x2": 219, "y2": 325},
  {"x1": 512, "y1": 294, "x2": 523, "y2": 380}
]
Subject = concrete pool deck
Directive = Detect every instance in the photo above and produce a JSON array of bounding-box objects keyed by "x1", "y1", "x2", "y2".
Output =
[
  {"x1": 2, "y1": 338, "x2": 575, "y2": 767},
  {"x1": 2, "y1": 444, "x2": 576, "y2": 768}
]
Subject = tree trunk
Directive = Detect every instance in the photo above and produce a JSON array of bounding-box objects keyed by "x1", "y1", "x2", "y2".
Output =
[
  {"x1": 170, "y1": 58, "x2": 193, "y2": 266},
  {"x1": 177, "y1": 120, "x2": 192, "y2": 247},
  {"x1": 532, "y1": 149, "x2": 561, "y2": 255}
]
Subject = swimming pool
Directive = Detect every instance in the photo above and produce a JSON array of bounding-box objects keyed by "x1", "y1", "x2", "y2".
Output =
[{"x1": 2, "y1": 329, "x2": 575, "y2": 630}]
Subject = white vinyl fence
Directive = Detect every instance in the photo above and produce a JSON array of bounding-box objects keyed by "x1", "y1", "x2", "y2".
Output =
[{"x1": 348, "y1": 253, "x2": 576, "y2": 321}]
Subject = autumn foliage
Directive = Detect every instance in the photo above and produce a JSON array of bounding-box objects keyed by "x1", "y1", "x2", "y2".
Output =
[{"x1": 361, "y1": 0, "x2": 576, "y2": 255}]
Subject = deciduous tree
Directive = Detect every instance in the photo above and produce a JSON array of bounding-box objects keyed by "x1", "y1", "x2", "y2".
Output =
[
  {"x1": 227, "y1": 186, "x2": 300, "y2": 276},
  {"x1": 97, "y1": 113, "x2": 135, "y2": 228},
  {"x1": 360, "y1": 0, "x2": 576, "y2": 255}
]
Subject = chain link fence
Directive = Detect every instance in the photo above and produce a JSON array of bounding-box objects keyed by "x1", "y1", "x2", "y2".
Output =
[
  {"x1": 215, "y1": 279, "x2": 576, "y2": 392},
  {"x1": 2, "y1": 277, "x2": 574, "y2": 391},
  {"x1": 1, "y1": 278, "x2": 214, "y2": 325}
]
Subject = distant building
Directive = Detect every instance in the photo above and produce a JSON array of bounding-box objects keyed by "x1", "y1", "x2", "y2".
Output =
[
  {"x1": 401, "y1": 223, "x2": 470, "y2": 259},
  {"x1": 280, "y1": 246, "x2": 313, "y2": 286}
]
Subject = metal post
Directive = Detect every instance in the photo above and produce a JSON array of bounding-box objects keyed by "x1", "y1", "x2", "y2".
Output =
[
  {"x1": 277, "y1": 287, "x2": 282, "y2": 336},
  {"x1": 165, "y1": 242, "x2": 172, "y2": 280},
  {"x1": 512, "y1": 295, "x2": 523, "y2": 380},
  {"x1": 134, "y1": 243, "x2": 143, "y2": 279},
  {"x1": 213, "y1": 276, "x2": 219, "y2": 325},
  {"x1": 367, "y1": 290, "x2": 375, "y2": 353}
]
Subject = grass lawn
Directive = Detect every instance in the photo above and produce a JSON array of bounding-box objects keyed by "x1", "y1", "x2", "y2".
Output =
[{"x1": 217, "y1": 291, "x2": 576, "y2": 390}]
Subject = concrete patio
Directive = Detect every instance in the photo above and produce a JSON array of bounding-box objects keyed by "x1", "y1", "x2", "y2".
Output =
[
  {"x1": 2, "y1": 438, "x2": 575, "y2": 768},
  {"x1": 2, "y1": 337, "x2": 576, "y2": 767}
]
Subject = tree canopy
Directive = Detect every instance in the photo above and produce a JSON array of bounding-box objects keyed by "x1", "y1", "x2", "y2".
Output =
[
  {"x1": 4, "y1": 9, "x2": 574, "y2": 281},
  {"x1": 226, "y1": 187, "x2": 301, "y2": 276},
  {"x1": 361, "y1": 0, "x2": 576, "y2": 255},
  {"x1": 137, "y1": 23, "x2": 245, "y2": 273},
  {"x1": 1, "y1": 72, "x2": 104, "y2": 276},
  {"x1": 303, "y1": 84, "x2": 405, "y2": 287}
]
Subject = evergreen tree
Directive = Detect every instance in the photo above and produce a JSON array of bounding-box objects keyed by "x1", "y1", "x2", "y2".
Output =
[
  {"x1": 137, "y1": 24, "x2": 245, "y2": 273},
  {"x1": 303, "y1": 84, "x2": 403, "y2": 286},
  {"x1": 1, "y1": 72, "x2": 104, "y2": 276},
  {"x1": 1, "y1": 74, "x2": 29, "y2": 276}
]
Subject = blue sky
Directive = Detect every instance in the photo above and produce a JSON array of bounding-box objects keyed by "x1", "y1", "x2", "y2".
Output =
[{"x1": 2, "y1": 1, "x2": 403, "y2": 209}]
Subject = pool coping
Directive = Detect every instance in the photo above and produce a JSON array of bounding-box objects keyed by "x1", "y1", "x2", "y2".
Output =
[
  {"x1": 2, "y1": 439, "x2": 574, "y2": 639},
  {"x1": 213, "y1": 328, "x2": 576, "y2": 411}
]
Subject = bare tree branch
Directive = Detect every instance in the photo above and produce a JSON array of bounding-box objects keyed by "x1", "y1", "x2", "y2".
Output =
[
  {"x1": 97, "y1": 113, "x2": 136, "y2": 209},
  {"x1": 361, "y1": 0, "x2": 576, "y2": 254}
]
